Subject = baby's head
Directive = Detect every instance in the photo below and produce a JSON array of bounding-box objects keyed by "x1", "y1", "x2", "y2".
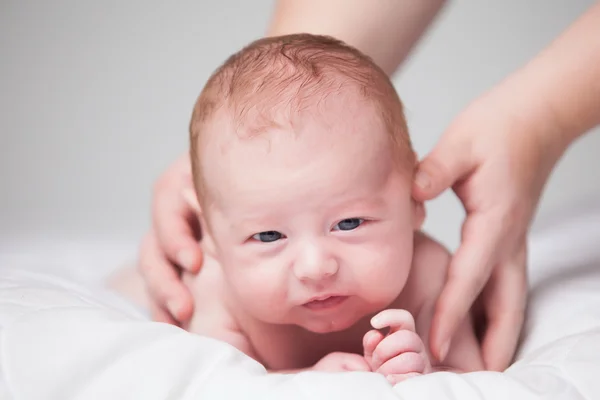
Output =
[{"x1": 190, "y1": 34, "x2": 423, "y2": 333}]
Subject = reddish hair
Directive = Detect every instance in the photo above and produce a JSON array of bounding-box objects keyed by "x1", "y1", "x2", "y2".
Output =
[{"x1": 190, "y1": 33, "x2": 414, "y2": 202}]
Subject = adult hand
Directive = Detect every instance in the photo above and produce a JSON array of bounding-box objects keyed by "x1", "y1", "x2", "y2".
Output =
[
  {"x1": 138, "y1": 153, "x2": 202, "y2": 324},
  {"x1": 414, "y1": 2, "x2": 600, "y2": 370},
  {"x1": 413, "y1": 82, "x2": 571, "y2": 371}
]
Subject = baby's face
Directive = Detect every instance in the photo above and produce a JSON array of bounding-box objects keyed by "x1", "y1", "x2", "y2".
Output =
[{"x1": 199, "y1": 96, "x2": 419, "y2": 333}]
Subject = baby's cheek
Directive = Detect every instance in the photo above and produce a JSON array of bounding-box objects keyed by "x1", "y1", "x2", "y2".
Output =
[
  {"x1": 359, "y1": 241, "x2": 412, "y2": 301},
  {"x1": 228, "y1": 267, "x2": 290, "y2": 320}
]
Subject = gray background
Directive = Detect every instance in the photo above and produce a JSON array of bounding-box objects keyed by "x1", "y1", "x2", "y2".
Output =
[{"x1": 1, "y1": 1, "x2": 599, "y2": 257}]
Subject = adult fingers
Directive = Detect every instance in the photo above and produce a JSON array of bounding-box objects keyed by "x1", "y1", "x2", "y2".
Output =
[
  {"x1": 152, "y1": 162, "x2": 203, "y2": 273},
  {"x1": 138, "y1": 232, "x2": 195, "y2": 322},
  {"x1": 429, "y1": 211, "x2": 503, "y2": 362},
  {"x1": 480, "y1": 245, "x2": 528, "y2": 371},
  {"x1": 148, "y1": 300, "x2": 178, "y2": 326},
  {"x1": 182, "y1": 187, "x2": 202, "y2": 215},
  {"x1": 412, "y1": 133, "x2": 473, "y2": 202}
]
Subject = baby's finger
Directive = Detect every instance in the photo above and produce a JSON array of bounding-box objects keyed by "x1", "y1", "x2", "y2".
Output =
[
  {"x1": 342, "y1": 355, "x2": 371, "y2": 372},
  {"x1": 386, "y1": 372, "x2": 422, "y2": 385},
  {"x1": 370, "y1": 330, "x2": 423, "y2": 371},
  {"x1": 377, "y1": 352, "x2": 426, "y2": 377},
  {"x1": 363, "y1": 329, "x2": 384, "y2": 369},
  {"x1": 138, "y1": 232, "x2": 194, "y2": 322},
  {"x1": 370, "y1": 309, "x2": 416, "y2": 333}
]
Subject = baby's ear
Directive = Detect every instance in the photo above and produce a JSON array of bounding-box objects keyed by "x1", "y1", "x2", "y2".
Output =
[{"x1": 412, "y1": 200, "x2": 426, "y2": 230}]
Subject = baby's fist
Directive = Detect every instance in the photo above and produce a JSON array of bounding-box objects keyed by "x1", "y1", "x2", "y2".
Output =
[
  {"x1": 312, "y1": 352, "x2": 371, "y2": 372},
  {"x1": 363, "y1": 309, "x2": 432, "y2": 384}
]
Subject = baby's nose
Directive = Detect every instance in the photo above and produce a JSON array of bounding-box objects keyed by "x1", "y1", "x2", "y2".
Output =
[{"x1": 293, "y1": 244, "x2": 339, "y2": 283}]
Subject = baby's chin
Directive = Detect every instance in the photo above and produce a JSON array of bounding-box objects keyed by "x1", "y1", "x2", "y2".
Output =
[
  {"x1": 296, "y1": 314, "x2": 361, "y2": 334},
  {"x1": 293, "y1": 297, "x2": 392, "y2": 334}
]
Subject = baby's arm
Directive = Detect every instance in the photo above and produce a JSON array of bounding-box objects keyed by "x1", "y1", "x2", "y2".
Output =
[
  {"x1": 202, "y1": 326, "x2": 258, "y2": 359},
  {"x1": 412, "y1": 234, "x2": 484, "y2": 372},
  {"x1": 360, "y1": 234, "x2": 483, "y2": 384},
  {"x1": 184, "y1": 272, "x2": 368, "y2": 374},
  {"x1": 197, "y1": 317, "x2": 369, "y2": 374},
  {"x1": 183, "y1": 289, "x2": 259, "y2": 361},
  {"x1": 109, "y1": 264, "x2": 260, "y2": 360}
]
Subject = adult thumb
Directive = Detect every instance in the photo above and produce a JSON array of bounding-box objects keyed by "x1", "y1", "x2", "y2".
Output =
[{"x1": 412, "y1": 135, "x2": 474, "y2": 202}]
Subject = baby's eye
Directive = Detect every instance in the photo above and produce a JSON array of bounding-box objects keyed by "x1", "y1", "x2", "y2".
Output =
[
  {"x1": 252, "y1": 231, "x2": 284, "y2": 243},
  {"x1": 333, "y1": 218, "x2": 364, "y2": 231}
]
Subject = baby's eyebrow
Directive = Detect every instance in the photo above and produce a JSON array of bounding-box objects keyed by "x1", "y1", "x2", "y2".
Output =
[
  {"x1": 232, "y1": 215, "x2": 278, "y2": 232},
  {"x1": 329, "y1": 196, "x2": 386, "y2": 212},
  {"x1": 224, "y1": 194, "x2": 387, "y2": 232}
]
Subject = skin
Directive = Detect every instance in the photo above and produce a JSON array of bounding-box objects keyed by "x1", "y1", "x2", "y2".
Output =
[
  {"x1": 137, "y1": 1, "x2": 600, "y2": 371},
  {"x1": 136, "y1": 0, "x2": 447, "y2": 326},
  {"x1": 413, "y1": 2, "x2": 600, "y2": 368},
  {"x1": 199, "y1": 96, "x2": 415, "y2": 332},
  {"x1": 130, "y1": 92, "x2": 483, "y2": 383}
]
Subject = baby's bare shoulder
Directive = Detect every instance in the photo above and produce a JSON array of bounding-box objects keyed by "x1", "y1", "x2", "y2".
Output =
[
  {"x1": 405, "y1": 232, "x2": 452, "y2": 305},
  {"x1": 108, "y1": 257, "x2": 253, "y2": 354},
  {"x1": 412, "y1": 232, "x2": 451, "y2": 271},
  {"x1": 183, "y1": 257, "x2": 255, "y2": 355},
  {"x1": 183, "y1": 257, "x2": 234, "y2": 330}
]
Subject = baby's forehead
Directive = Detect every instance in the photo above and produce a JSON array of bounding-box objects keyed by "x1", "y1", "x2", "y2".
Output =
[
  {"x1": 190, "y1": 34, "x2": 416, "y2": 206},
  {"x1": 201, "y1": 91, "x2": 389, "y2": 160},
  {"x1": 200, "y1": 113, "x2": 404, "y2": 212}
]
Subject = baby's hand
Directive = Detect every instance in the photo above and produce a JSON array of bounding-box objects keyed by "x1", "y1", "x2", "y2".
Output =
[
  {"x1": 312, "y1": 352, "x2": 371, "y2": 372},
  {"x1": 363, "y1": 309, "x2": 432, "y2": 384}
]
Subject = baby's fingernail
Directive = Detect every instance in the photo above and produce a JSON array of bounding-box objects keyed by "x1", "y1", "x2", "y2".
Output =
[
  {"x1": 370, "y1": 316, "x2": 381, "y2": 328},
  {"x1": 415, "y1": 171, "x2": 431, "y2": 190},
  {"x1": 440, "y1": 340, "x2": 450, "y2": 361},
  {"x1": 177, "y1": 249, "x2": 196, "y2": 270}
]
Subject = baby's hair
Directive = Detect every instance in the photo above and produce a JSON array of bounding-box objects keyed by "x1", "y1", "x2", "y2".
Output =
[{"x1": 190, "y1": 33, "x2": 415, "y2": 203}]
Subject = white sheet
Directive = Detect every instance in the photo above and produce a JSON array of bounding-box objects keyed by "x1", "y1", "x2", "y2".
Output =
[{"x1": 1, "y1": 208, "x2": 600, "y2": 399}]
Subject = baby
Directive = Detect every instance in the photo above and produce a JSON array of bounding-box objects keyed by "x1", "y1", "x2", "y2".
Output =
[{"x1": 114, "y1": 33, "x2": 484, "y2": 383}]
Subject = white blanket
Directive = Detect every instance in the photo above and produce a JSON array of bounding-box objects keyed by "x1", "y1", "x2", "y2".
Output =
[{"x1": 1, "y1": 209, "x2": 600, "y2": 399}]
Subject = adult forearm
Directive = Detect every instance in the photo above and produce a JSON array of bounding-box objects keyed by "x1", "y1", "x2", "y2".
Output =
[
  {"x1": 503, "y1": 2, "x2": 600, "y2": 149},
  {"x1": 266, "y1": 0, "x2": 448, "y2": 76}
]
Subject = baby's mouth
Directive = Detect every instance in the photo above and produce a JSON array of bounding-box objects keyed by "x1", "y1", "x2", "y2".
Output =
[{"x1": 302, "y1": 295, "x2": 348, "y2": 311}]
